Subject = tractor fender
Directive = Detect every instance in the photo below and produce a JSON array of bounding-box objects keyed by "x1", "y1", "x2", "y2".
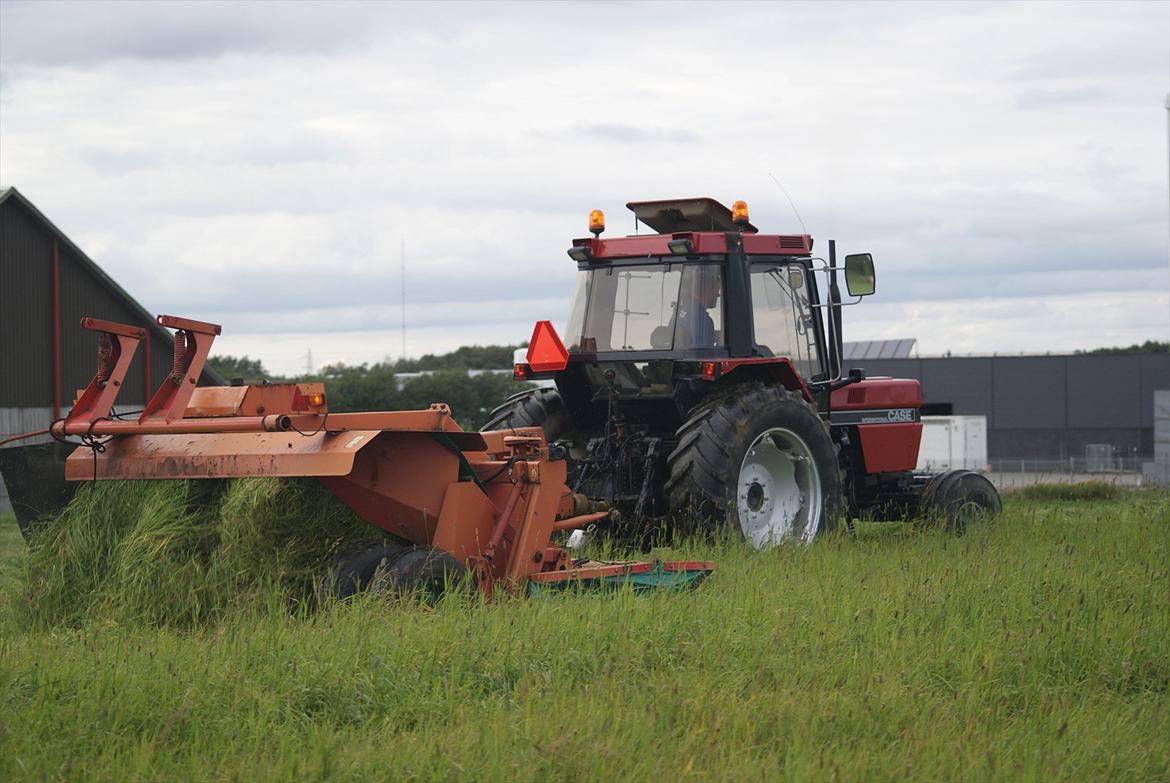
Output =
[{"x1": 713, "y1": 358, "x2": 815, "y2": 403}]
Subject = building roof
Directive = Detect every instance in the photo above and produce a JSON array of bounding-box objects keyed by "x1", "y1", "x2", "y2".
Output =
[
  {"x1": 842, "y1": 338, "x2": 918, "y2": 360},
  {"x1": 0, "y1": 186, "x2": 224, "y2": 384}
]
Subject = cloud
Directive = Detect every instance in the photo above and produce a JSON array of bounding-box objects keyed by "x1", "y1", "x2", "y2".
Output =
[
  {"x1": 1, "y1": 0, "x2": 1166, "y2": 377},
  {"x1": 1014, "y1": 86, "x2": 1112, "y2": 109},
  {"x1": 564, "y1": 123, "x2": 700, "y2": 145},
  {"x1": 0, "y1": 0, "x2": 388, "y2": 66}
]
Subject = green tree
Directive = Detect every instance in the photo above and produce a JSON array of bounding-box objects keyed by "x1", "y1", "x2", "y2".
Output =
[
  {"x1": 206, "y1": 355, "x2": 273, "y2": 381},
  {"x1": 311, "y1": 362, "x2": 533, "y2": 431},
  {"x1": 1078, "y1": 341, "x2": 1169, "y2": 355},
  {"x1": 392, "y1": 344, "x2": 527, "y2": 372}
]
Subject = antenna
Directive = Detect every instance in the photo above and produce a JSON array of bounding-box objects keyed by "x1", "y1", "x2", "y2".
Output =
[
  {"x1": 767, "y1": 171, "x2": 808, "y2": 235},
  {"x1": 401, "y1": 236, "x2": 407, "y2": 361}
]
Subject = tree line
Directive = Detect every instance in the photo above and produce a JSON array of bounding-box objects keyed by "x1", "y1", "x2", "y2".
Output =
[
  {"x1": 207, "y1": 345, "x2": 534, "y2": 431},
  {"x1": 1076, "y1": 341, "x2": 1168, "y2": 355}
]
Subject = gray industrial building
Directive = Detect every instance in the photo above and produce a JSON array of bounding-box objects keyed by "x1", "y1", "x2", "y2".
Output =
[
  {"x1": 0, "y1": 187, "x2": 221, "y2": 511},
  {"x1": 849, "y1": 352, "x2": 1169, "y2": 471}
]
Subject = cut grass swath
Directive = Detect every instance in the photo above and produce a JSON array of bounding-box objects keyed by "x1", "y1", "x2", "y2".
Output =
[{"x1": 20, "y1": 477, "x2": 378, "y2": 628}]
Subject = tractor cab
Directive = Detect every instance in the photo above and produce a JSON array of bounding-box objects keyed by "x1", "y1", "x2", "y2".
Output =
[{"x1": 519, "y1": 198, "x2": 870, "y2": 427}]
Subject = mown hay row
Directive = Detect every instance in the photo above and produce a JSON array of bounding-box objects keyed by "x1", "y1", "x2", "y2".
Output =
[{"x1": 21, "y1": 478, "x2": 377, "y2": 629}]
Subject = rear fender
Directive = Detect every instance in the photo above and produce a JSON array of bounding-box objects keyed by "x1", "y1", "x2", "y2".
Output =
[{"x1": 715, "y1": 358, "x2": 815, "y2": 402}]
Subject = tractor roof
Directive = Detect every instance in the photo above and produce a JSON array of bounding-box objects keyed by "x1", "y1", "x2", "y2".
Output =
[
  {"x1": 570, "y1": 197, "x2": 812, "y2": 260},
  {"x1": 626, "y1": 197, "x2": 759, "y2": 234}
]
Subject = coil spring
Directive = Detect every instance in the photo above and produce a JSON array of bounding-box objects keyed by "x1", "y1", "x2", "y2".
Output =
[
  {"x1": 170, "y1": 330, "x2": 187, "y2": 385},
  {"x1": 96, "y1": 333, "x2": 113, "y2": 385}
]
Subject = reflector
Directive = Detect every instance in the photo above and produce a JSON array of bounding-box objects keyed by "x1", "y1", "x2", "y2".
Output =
[{"x1": 526, "y1": 321, "x2": 569, "y2": 373}]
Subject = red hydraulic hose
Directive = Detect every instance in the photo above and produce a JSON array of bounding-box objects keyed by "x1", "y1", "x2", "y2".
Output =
[{"x1": 0, "y1": 429, "x2": 52, "y2": 447}]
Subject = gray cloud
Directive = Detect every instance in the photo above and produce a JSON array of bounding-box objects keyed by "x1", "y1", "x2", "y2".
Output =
[
  {"x1": 1, "y1": 0, "x2": 1166, "y2": 375},
  {"x1": 0, "y1": 0, "x2": 389, "y2": 66},
  {"x1": 1014, "y1": 86, "x2": 1112, "y2": 109},
  {"x1": 565, "y1": 123, "x2": 701, "y2": 145}
]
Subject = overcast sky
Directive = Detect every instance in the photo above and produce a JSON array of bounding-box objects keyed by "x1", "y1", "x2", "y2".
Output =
[{"x1": 1, "y1": 0, "x2": 1167, "y2": 375}]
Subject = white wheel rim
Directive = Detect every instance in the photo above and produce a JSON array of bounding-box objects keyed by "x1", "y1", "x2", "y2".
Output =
[
  {"x1": 737, "y1": 427, "x2": 822, "y2": 548},
  {"x1": 953, "y1": 499, "x2": 987, "y2": 529}
]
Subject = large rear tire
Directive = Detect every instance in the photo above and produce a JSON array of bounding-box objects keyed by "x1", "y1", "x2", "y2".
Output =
[
  {"x1": 666, "y1": 383, "x2": 842, "y2": 548},
  {"x1": 480, "y1": 388, "x2": 569, "y2": 437}
]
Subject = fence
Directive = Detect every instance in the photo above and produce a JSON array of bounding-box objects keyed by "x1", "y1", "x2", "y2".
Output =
[{"x1": 989, "y1": 456, "x2": 1148, "y2": 474}]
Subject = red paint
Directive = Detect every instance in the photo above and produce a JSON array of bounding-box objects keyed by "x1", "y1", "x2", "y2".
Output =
[
  {"x1": 571, "y1": 231, "x2": 813, "y2": 260},
  {"x1": 526, "y1": 320, "x2": 568, "y2": 372},
  {"x1": 717, "y1": 356, "x2": 815, "y2": 401},
  {"x1": 140, "y1": 315, "x2": 221, "y2": 423},
  {"x1": 856, "y1": 422, "x2": 922, "y2": 473},
  {"x1": 51, "y1": 240, "x2": 61, "y2": 420},
  {"x1": 742, "y1": 233, "x2": 812, "y2": 255},
  {"x1": 830, "y1": 377, "x2": 922, "y2": 411},
  {"x1": 143, "y1": 331, "x2": 151, "y2": 403}
]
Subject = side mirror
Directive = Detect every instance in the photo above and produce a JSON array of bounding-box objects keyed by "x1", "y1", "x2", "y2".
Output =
[{"x1": 844, "y1": 253, "x2": 876, "y2": 297}]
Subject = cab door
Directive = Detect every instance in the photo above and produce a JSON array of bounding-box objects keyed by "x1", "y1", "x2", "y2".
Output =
[{"x1": 748, "y1": 262, "x2": 823, "y2": 380}]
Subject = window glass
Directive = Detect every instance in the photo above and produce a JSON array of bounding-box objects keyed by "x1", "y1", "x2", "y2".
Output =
[
  {"x1": 565, "y1": 262, "x2": 723, "y2": 352},
  {"x1": 750, "y1": 263, "x2": 820, "y2": 377},
  {"x1": 672, "y1": 265, "x2": 724, "y2": 349}
]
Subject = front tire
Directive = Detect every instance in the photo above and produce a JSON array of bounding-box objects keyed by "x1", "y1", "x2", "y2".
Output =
[
  {"x1": 918, "y1": 470, "x2": 1002, "y2": 533},
  {"x1": 666, "y1": 383, "x2": 842, "y2": 548}
]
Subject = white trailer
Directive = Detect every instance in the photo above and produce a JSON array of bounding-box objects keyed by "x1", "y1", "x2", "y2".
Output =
[{"x1": 916, "y1": 416, "x2": 988, "y2": 473}]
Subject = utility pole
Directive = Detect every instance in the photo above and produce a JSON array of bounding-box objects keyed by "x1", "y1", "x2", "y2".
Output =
[{"x1": 401, "y1": 236, "x2": 407, "y2": 361}]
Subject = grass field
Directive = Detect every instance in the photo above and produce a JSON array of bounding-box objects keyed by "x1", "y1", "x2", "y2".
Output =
[{"x1": 1, "y1": 492, "x2": 1167, "y2": 782}]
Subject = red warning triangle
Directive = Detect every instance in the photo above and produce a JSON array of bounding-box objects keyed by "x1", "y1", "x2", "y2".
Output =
[{"x1": 526, "y1": 320, "x2": 569, "y2": 372}]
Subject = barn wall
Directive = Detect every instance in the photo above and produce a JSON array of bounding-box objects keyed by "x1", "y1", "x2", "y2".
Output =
[{"x1": 0, "y1": 199, "x2": 54, "y2": 407}]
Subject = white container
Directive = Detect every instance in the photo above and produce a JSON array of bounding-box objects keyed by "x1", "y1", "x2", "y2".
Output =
[{"x1": 916, "y1": 416, "x2": 988, "y2": 473}]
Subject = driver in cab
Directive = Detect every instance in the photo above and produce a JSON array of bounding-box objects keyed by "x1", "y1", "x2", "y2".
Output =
[{"x1": 675, "y1": 267, "x2": 722, "y2": 348}]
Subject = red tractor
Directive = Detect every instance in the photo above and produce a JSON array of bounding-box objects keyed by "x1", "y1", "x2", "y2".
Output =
[{"x1": 486, "y1": 197, "x2": 1001, "y2": 546}]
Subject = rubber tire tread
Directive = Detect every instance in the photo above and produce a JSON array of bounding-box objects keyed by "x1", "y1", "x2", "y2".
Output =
[
  {"x1": 324, "y1": 541, "x2": 410, "y2": 599},
  {"x1": 664, "y1": 382, "x2": 842, "y2": 541},
  {"x1": 918, "y1": 469, "x2": 1002, "y2": 533},
  {"x1": 377, "y1": 546, "x2": 467, "y2": 599},
  {"x1": 480, "y1": 387, "x2": 568, "y2": 437}
]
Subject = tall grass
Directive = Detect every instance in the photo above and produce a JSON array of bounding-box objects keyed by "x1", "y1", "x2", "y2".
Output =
[
  {"x1": 1016, "y1": 480, "x2": 1123, "y2": 501},
  {"x1": 19, "y1": 478, "x2": 376, "y2": 628},
  {"x1": 1, "y1": 491, "x2": 1167, "y2": 781}
]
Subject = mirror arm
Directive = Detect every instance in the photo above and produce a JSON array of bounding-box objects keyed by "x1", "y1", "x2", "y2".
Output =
[{"x1": 829, "y1": 367, "x2": 867, "y2": 392}]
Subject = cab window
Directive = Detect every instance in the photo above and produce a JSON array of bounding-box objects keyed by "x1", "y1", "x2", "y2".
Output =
[{"x1": 750, "y1": 263, "x2": 820, "y2": 378}]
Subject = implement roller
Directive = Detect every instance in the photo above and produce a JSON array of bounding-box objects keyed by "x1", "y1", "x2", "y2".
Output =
[{"x1": 32, "y1": 313, "x2": 713, "y2": 598}]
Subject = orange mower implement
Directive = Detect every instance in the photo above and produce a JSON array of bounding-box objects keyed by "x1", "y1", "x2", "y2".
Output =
[{"x1": 44, "y1": 314, "x2": 713, "y2": 598}]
